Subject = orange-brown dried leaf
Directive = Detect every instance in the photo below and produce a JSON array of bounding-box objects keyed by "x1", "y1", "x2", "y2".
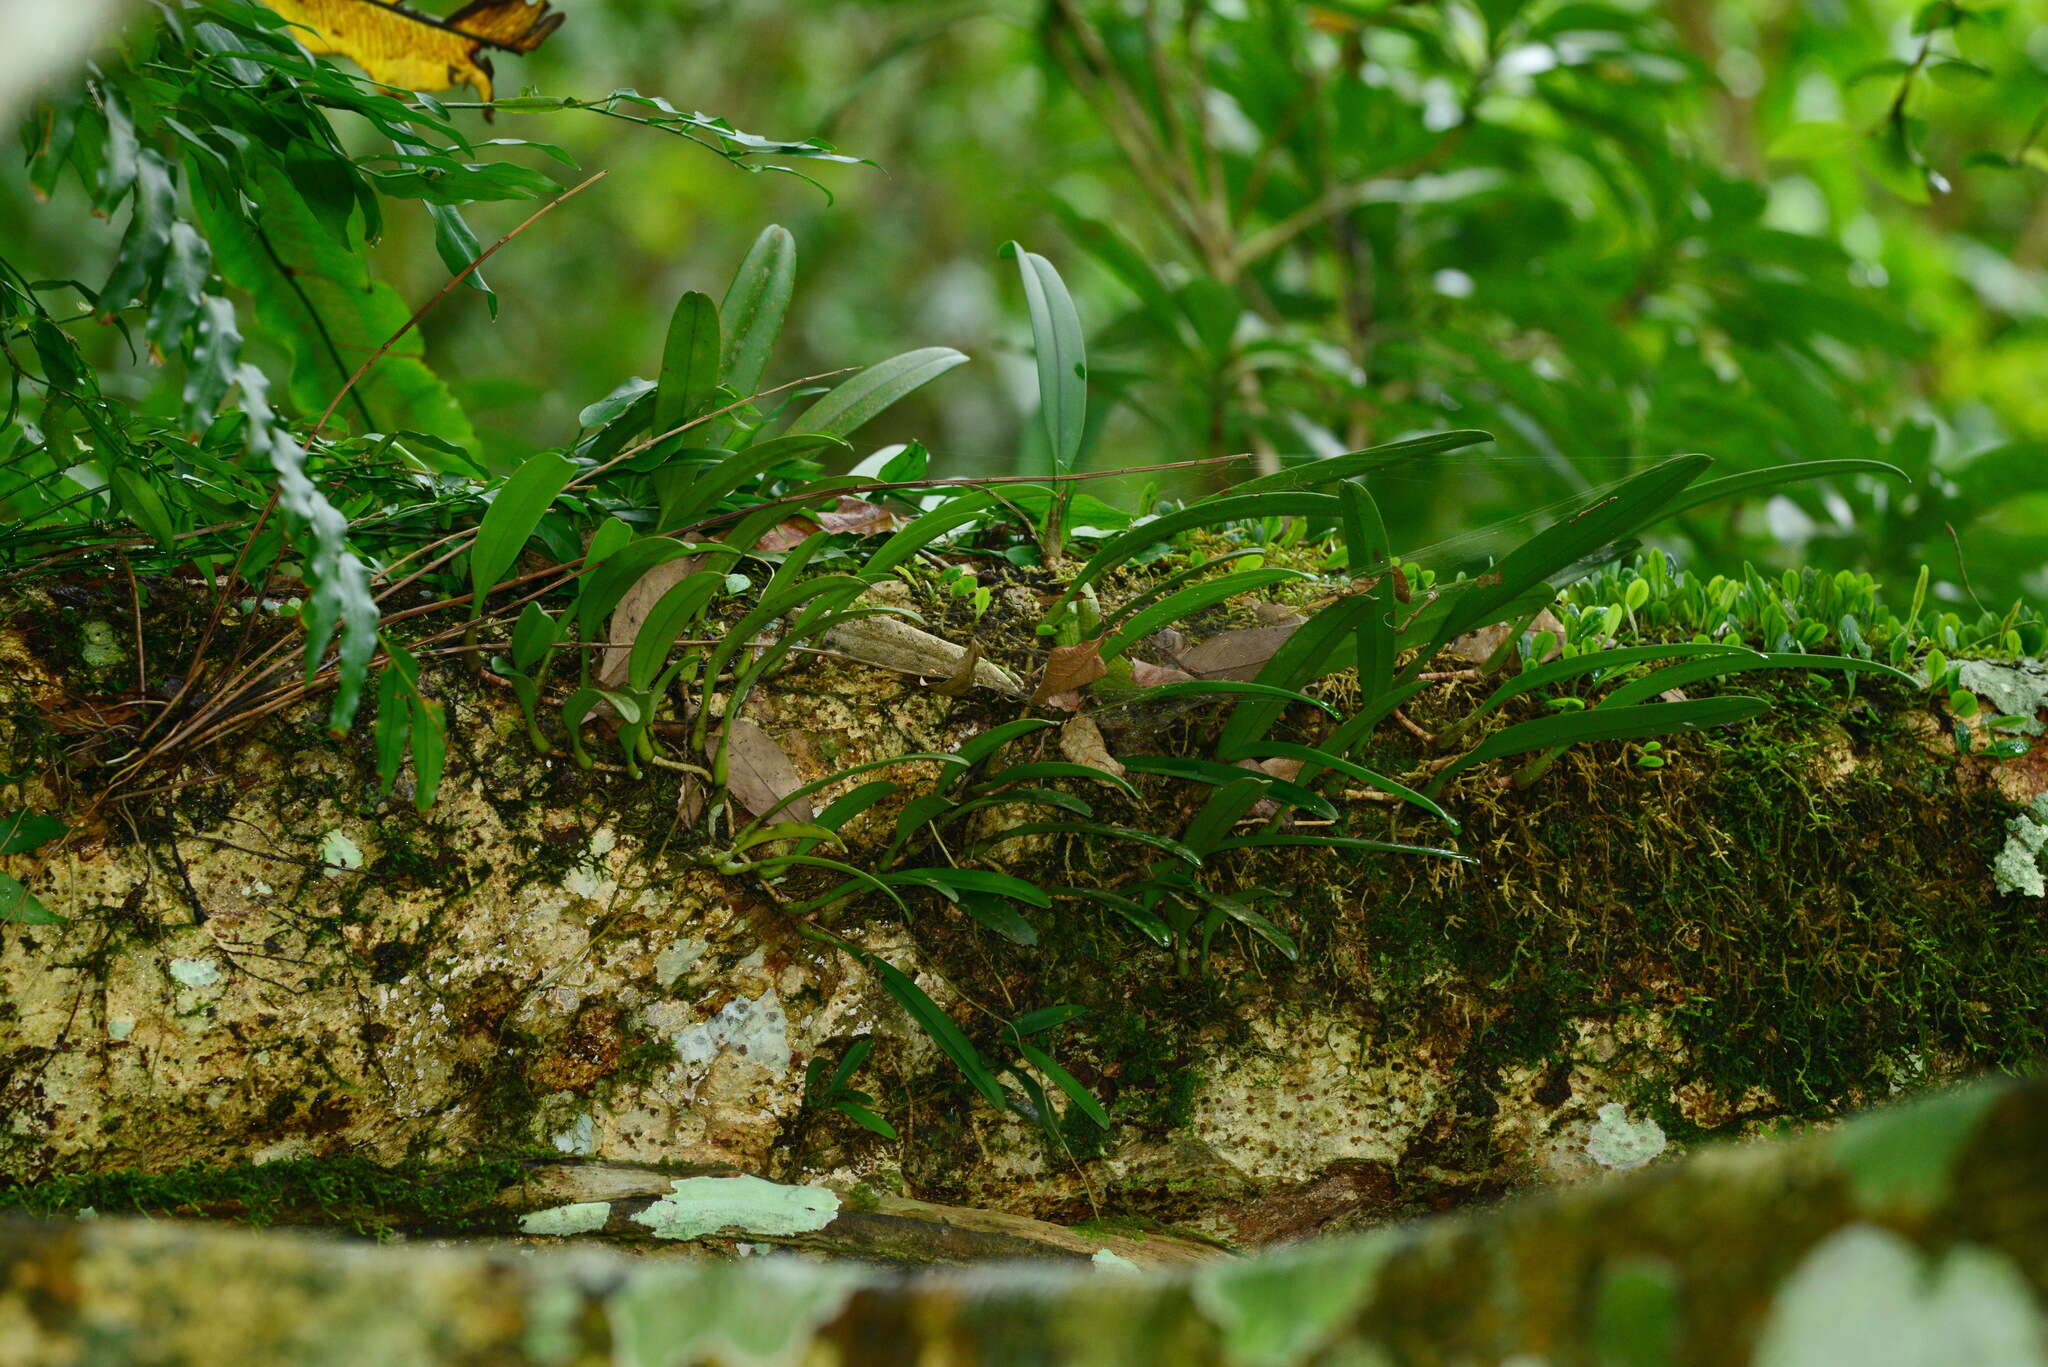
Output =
[
  {"x1": 1031, "y1": 639, "x2": 1107, "y2": 705},
  {"x1": 264, "y1": 0, "x2": 563, "y2": 102},
  {"x1": 811, "y1": 496, "x2": 903, "y2": 536}
]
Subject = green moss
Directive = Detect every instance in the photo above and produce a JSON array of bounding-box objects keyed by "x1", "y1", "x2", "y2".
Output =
[{"x1": 0, "y1": 1155, "x2": 524, "y2": 1238}]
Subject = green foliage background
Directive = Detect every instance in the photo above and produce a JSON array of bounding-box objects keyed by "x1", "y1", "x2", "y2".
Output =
[{"x1": 6, "y1": 0, "x2": 2046, "y2": 603}]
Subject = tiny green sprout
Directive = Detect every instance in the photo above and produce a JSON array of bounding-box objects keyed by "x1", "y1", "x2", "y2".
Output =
[
  {"x1": 1925, "y1": 648, "x2": 1948, "y2": 687},
  {"x1": 1635, "y1": 741, "x2": 1666, "y2": 769},
  {"x1": 1547, "y1": 696, "x2": 1589, "y2": 713},
  {"x1": 1949, "y1": 689, "x2": 1979, "y2": 719}
]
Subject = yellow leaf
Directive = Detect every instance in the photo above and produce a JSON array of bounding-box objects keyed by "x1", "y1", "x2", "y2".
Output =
[{"x1": 265, "y1": 0, "x2": 564, "y2": 102}]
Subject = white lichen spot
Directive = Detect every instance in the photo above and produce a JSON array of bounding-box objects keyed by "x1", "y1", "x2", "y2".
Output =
[
  {"x1": 519, "y1": 1201, "x2": 612, "y2": 1237},
  {"x1": 1586, "y1": 1102, "x2": 1667, "y2": 1170},
  {"x1": 629, "y1": 1175, "x2": 839, "y2": 1241},
  {"x1": 672, "y1": 991, "x2": 792, "y2": 1076},
  {"x1": 80, "y1": 620, "x2": 124, "y2": 670},
  {"x1": 1092, "y1": 1248, "x2": 1140, "y2": 1273},
  {"x1": 167, "y1": 958, "x2": 221, "y2": 989},
  {"x1": 1756, "y1": 1225, "x2": 2046, "y2": 1367},
  {"x1": 107, "y1": 1016, "x2": 134, "y2": 1041},
  {"x1": 1991, "y1": 796, "x2": 2048, "y2": 897},
  {"x1": 319, "y1": 830, "x2": 363, "y2": 873},
  {"x1": 653, "y1": 938, "x2": 706, "y2": 988},
  {"x1": 552, "y1": 1113, "x2": 596, "y2": 1156}
]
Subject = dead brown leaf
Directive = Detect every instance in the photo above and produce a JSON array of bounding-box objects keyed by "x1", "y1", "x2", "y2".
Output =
[
  {"x1": 1250, "y1": 601, "x2": 1307, "y2": 626},
  {"x1": 1444, "y1": 622, "x2": 1514, "y2": 666},
  {"x1": 1059, "y1": 715, "x2": 1125, "y2": 778},
  {"x1": 812, "y1": 496, "x2": 904, "y2": 535},
  {"x1": 1032, "y1": 639, "x2": 1107, "y2": 705},
  {"x1": 597, "y1": 555, "x2": 701, "y2": 689},
  {"x1": 722, "y1": 719, "x2": 813, "y2": 823},
  {"x1": 932, "y1": 643, "x2": 982, "y2": 697},
  {"x1": 748, "y1": 496, "x2": 903, "y2": 553},
  {"x1": 1178, "y1": 624, "x2": 1298, "y2": 681},
  {"x1": 263, "y1": 0, "x2": 563, "y2": 102},
  {"x1": 1131, "y1": 659, "x2": 1196, "y2": 687}
]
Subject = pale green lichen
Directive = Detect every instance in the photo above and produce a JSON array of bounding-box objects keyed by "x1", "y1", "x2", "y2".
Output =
[
  {"x1": 79, "y1": 619, "x2": 124, "y2": 670},
  {"x1": 1091, "y1": 1248, "x2": 1140, "y2": 1274},
  {"x1": 518, "y1": 1201, "x2": 612, "y2": 1237},
  {"x1": 1955, "y1": 660, "x2": 2048, "y2": 736},
  {"x1": 608, "y1": 1258, "x2": 866, "y2": 1367},
  {"x1": 1191, "y1": 1235, "x2": 1391, "y2": 1367},
  {"x1": 628, "y1": 1175, "x2": 839, "y2": 1241},
  {"x1": 1586, "y1": 1103, "x2": 1667, "y2": 1170},
  {"x1": 550, "y1": 1114, "x2": 595, "y2": 1156},
  {"x1": 319, "y1": 830, "x2": 363, "y2": 872},
  {"x1": 107, "y1": 1017, "x2": 134, "y2": 1041},
  {"x1": 167, "y1": 958, "x2": 221, "y2": 989},
  {"x1": 1755, "y1": 1226, "x2": 2045, "y2": 1367},
  {"x1": 1991, "y1": 795, "x2": 2048, "y2": 897}
]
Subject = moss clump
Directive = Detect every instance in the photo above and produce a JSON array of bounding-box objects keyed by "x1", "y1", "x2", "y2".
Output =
[{"x1": 0, "y1": 1155, "x2": 524, "y2": 1238}]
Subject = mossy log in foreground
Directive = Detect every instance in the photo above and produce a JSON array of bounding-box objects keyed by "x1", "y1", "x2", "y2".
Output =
[
  {"x1": 0, "y1": 1076, "x2": 2042, "y2": 1366},
  {"x1": 0, "y1": 567, "x2": 2045, "y2": 1236}
]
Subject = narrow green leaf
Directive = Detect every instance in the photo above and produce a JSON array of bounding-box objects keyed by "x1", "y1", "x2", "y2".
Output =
[
  {"x1": 720, "y1": 224, "x2": 796, "y2": 402},
  {"x1": 0, "y1": 812, "x2": 66, "y2": 855},
  {"x1": 790, "y1": 346, "x2": 968, "y2": 439},
  {"x1": 859, "y1": 489, "x2": 994, "y2": 580},
  {"x1": 109, "y1": 466, "x2": 176, "y2": 546},
  {"x1": 1191, "y1": 890, "x2": 1297, "y2": 961},
  {"x1": 0, "y1": 872, "x2": 62, "y2": 925},
  {"x1": 1121, "y1": 755, "x2": 1338, "y2": 820},
  {"x1": 1428, "y1": 454, "x2": 1712, "y2": 648},
  {"x1": 885, "y1": 868, "x2": 1053, "y2": 908},
  {"x1": 1059, "y1": 887, "x2": 1173, "y2": 946},
  {"x1": 1004, "y1": 242, "x2": 1087, "y2": 473},
  {"x1": 654, "y1": 290, "x2": 720, "y2": 436},
  {"x1": 1062, "y1": 493, "x2": 1342, "y2": 602},
  {"x1": 1018, "y1": 1039, "x2": 1109, "y2": 1129},
  {"x1": 1657, "y1": 459, "x2": 1908, "y2": 523},
  {"x1": 865, "y1": 953, "x2": 1008, "y2": 1108},
  {"x1": 471, "y1": 451, "x2": 576, "y2": 611},
  {"x1": 971, "y1": 761, "x2": 1142, "y2": 801},
  {"x1": 1222, "y1": 430, "x2": 1493, "y2": 498},
  {"x1": 1431, "y1": 696, "x2": 1771, "y2": 790},
  {"x1": 1099, "y1": 569, "x2": 1311, "y2": 661}
]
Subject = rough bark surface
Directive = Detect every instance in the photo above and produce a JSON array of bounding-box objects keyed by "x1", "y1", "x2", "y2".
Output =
[{"x1": 0, "y1": 1077, "x2": 2041, "y2": 1365}]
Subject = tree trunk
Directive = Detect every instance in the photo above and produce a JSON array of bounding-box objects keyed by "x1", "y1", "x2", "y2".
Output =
[{"x1": 0, "y1": 1076, "x2": 2040, "y2": 1365}]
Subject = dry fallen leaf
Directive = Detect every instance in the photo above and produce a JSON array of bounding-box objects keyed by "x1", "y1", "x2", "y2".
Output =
[
  {"x1": 1178, "y1": 624, "x2": 1298, "y2": 681},
  {"x1": 597, "y1": 555, "x2": 701, "y2": 689},
  {"x1": 722, "y1": 718, "x2": 813, "y2": 823},
  {"x1": 1130, "y1": 659, "x2": 1196, "y2": 687},
  {"x1": 265, "y1": 0, "x2": 563, "y2": 102},
  {"x1": 812, "y1": 496, "x2": 904, "y2": 535},
  {"x1": 1031, "y1": 639, "x2": 1108, "y2": 705},
  {"x1": 1250, "y1": 601, "x2": 1307, "y2": 626},
  {"x1": 751, "y1": 496, "x2": 904, "y2": 552},
  {"x1": 821, "y1": 615, "x2": 1026, "y2": 696},
  {"x1": 1060, "y1": 714, "x2": 1125, "y2": 778},
  {"x1": 931, "y1": 642, "x2": 982, "y2": 698},
  {"x1": 1444, "y1": 621, "x2": 1515, "y2": 666}
]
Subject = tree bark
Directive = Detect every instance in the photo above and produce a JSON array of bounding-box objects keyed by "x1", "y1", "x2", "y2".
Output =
[{"x1": 0, "y1": 1076, "x2": 2040, "y2": 1365}]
